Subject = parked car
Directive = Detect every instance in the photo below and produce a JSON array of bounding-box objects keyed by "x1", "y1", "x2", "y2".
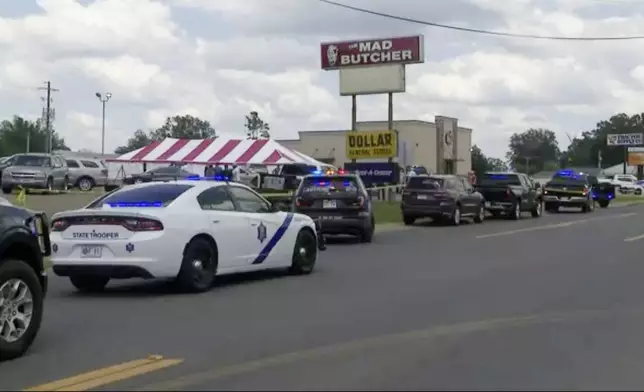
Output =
[
  {"x1": 476, "y1": 172, "x2": 543, "y2": 219},
  {"x1": 123, "y1": 166, "x2": 198, "y2": 185},
  {"x1": 65, "y1": 158, "x2": 108, "y2": 191},
  {"x1": 1, "y1": 153, "x2": 69, "y2": 194}
]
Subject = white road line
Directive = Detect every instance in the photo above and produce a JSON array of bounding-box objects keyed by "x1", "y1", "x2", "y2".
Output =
[
  {"x1": 624, "y1": 233, "x2": 644, "y2": 242},
  {"x1": 476, "y1": 212, "x2": 638, "y2": 239}
]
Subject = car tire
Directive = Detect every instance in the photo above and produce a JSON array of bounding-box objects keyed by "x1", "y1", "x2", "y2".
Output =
[
  {"x1": 473, "y1": 203, "x2": 485, "y2": 224},
  {"x1": 289, "y1": 229, "x2": 317, "y2": 275},
  {"x1": 531, "y1": 200, "x2": 543, "y2": 218},
  {"x1": 598, "y1": 199, "x2": 610, "y2": 208},
  {"x1": 45, "y1": 177, "x2": 53, "y2": 192},
  {"x1": 0, "y1": 259, "x2": 44, "y2": 362},
  {"x1": 69, "y1": 275, "x2": 110, "y2": 293},
  {"x1": 175, "y1": 237, "x2": 217, "y2": 293},
  {"x1": 636, "y1": 188, "x2": 642, "y2": 196},
  {"x1": 509, "y1": 201, "x2": 521, "y2": 220},
  {"x1": 403, "y1": 215, "x2": 415, "y2": 226},
  {"x1": 1, "y1": 187, "x2": 11, "y2": 195},
  {"x1": 449, "y1": 205, "x2": 461, "y2": 226},
  {"x1": 77, "y1": 177, "x2": 94, "y2": 192},
  {"x1": 360, "y1": 217, "x2": 375, "y2": 243},
  {"x1": 544, "y1": 202, "x2": 558, "y2": 213}
]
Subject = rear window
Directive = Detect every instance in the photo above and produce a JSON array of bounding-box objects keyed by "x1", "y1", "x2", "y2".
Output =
[
  {"x1": 87, "y1": 184, "x2": 194, "y2": 208},
  {"x1": 479, "y1": 173, "x2": 521, "y2": 186},
  {"x1": 299, "y1": 176, "x2": 359, "y2": 195},
  {"x1": 407, "y1": 177, "x2": 444, "y2": 189}
]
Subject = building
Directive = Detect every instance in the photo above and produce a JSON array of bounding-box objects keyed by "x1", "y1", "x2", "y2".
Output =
[{"x1": 278, "y1": 119, "x2": 473, "y2": 175}]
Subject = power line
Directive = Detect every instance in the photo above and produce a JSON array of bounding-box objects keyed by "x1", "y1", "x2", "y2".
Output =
[{"x1": 318, "y1": 0, "x2": 644, "y2": 41}]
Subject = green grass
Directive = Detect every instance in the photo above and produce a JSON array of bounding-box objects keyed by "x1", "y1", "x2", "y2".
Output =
[
  {"x1": 373, "y1": 201, "x2": 402, "y2": 224},
  {"x1": 613, "y1": 194, "x2": 644, "y2": 204}
]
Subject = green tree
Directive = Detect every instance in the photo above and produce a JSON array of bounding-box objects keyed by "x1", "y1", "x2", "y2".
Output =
[
  {"x1": 506, "y1": 128, "x2": 560, "y2": 174},
  {"x1": 565, "y1": 113, "x2": 644, "y2": 168},
  {"x1": 114, "y1": 129, "x2": 152, "y2": 155},
  {"x1": 470, "y1": 145, "x2": 489, "y2": 177},
  {"x1": 0, "y1": 116, "x2": 68, "y2": 156},
  {"x1": 244, "y1": 111, "x2": 270, "y2": 139},
  {"x1": 486, "y1": 157, "x2": 508, "y2": 171},
  {"x1": 149, "y1": 115, "x2": 216, "y2": 141}
]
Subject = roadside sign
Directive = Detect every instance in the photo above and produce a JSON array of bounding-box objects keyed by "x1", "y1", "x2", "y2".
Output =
[
  {"x1": 345, "y1": 130, "x2": 398, "y2": 160},
  {"x1": 344, "y1": 162, "x2": 399, "y2": 187},
  {"x1": 607, "y1": 133, "x2": 643, "y2": 146}
]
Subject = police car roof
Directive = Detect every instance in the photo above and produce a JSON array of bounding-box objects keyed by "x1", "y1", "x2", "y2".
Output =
[{"x1": 122, "y1": 180, "x2": 230, "y2": 191}]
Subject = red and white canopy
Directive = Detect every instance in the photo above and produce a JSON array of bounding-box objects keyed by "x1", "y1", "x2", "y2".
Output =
[{"x1": 107, "y1": 138, "x2": 325, "y2": 166}]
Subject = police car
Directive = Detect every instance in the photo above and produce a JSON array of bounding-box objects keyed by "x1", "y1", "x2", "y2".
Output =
[
  {"x1": 293, "y1": 170, "x2": 375, "y2": 242},
  {"x1": 49, "y1": 179, "x2": 324, "y2": 293}
]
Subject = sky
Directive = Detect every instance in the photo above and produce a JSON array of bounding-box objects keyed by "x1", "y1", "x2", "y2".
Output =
[{"x1": 1, "y1": 0, "x2": 644, "y2": 159}]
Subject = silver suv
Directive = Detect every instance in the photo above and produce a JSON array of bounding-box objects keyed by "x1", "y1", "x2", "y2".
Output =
[
  {"x1": 1, "y1": 153, "x2": 70, "y2": 194},
  {"x1": 65, "y1": 158, "x2": 108, "y2": 191}
]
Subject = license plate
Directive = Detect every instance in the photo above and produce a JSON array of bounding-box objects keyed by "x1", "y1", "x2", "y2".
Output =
[
  {"x1": 321, "y1": 216, "x2": 341, "y2": 220},
  {"x1": 417, "y1": 194, "x2": 429, "y2": 200},
  {"x1": 80, "y1": 245, "x2": 102, "y2": 258},
  {"x1": 323, "y1": 200, "x2": 337, "y2": 208}
]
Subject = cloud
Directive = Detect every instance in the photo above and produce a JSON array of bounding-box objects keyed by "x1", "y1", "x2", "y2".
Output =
[{"x1": 1, "y1": 0, "x2": 644, "y2": 159}]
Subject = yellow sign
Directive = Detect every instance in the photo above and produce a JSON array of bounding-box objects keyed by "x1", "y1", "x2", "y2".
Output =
[
  {"x1": 346, "y1": 130, "x2": 397, "y2": 159},
  {"x1": 628, "y1": 151, "x2": 644, "y2": 166}
]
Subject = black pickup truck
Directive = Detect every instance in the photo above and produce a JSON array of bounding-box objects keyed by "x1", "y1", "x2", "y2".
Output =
[
  {"x1": 542, "y1": 170, "x2": 615, "y2": 212},
  {"x1": 0, "y1": 199, "x2": 50, "y2": 361},
  {"x1": 475, "y1": 172, "x2": 543, "y2": 220}
]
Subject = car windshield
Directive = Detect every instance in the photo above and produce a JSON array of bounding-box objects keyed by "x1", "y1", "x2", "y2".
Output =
[
  {"x1": 479, "y1": 173, "x2": 521, "y2": 186},
  {"x1": 86, "y1": 184, "x2": 194, "y2": 208},
  {"x1": 299, "y1": 176, "x2": 359, "y2": 196},
  {"x1": 407, "y1": 177, "x2": 444, "y2": 189},
  {"x1": 13, "y1": 155, "x2": 49, "y2": 167}
]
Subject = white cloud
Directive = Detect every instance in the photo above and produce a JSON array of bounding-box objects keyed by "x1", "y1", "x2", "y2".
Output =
[{"x1": 1, "y1": 0, "x2": 644, "y2": 159}]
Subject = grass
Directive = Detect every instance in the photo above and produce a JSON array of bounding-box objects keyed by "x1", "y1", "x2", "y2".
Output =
[
  {"x1": 373, "y1": 201, "x2": 402, "y2": 224},
  {"x1": 613, "y1": 194, "x2": 644, "y2": 203}
]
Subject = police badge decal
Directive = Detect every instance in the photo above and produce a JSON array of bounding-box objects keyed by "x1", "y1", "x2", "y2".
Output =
[{"x1": 257, "y1": 222, "x2": 267, "y2": 243}]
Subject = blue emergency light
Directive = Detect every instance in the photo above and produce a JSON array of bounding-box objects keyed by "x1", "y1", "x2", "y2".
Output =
[
  {"x1": 107, "y1": 202, "x2": 164, "y2": 208},
  {"x1": 185, "y1": 175, "x2": 230, "y2": 181}
]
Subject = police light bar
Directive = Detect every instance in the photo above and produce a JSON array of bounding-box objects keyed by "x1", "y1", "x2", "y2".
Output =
[{"x1": 185, "y1": 175, "x2": 230, "y2": 181}]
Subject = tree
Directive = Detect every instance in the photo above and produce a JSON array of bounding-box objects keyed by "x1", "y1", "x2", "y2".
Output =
[
  {"x1": 114, "y1": 129, "x2": 152, "y2": 155},
  {"x1": 114, "y1": 115, "x2": 216, "y2": 155},
  {"x1": 470, "y1": 145, "x2": 489, "y2": 177},
  {"x1": 244, "y1": 111, "x2": 270, "y2": 139},
  {"x1": 486, "y1": 157, "x2": 508, "y2": 172},
  {"x1": 149, "y1": 115, "x2": 216, "y2": 141},
  {"x1": 565, "y1": 113, "x2": 644, "y2": 168},
  {"x1": 0, "y1": 116, "x2": 68, "y2": 156},
  {"x1": 506, "y1": 128, "x2": 560, "y2": 174}
]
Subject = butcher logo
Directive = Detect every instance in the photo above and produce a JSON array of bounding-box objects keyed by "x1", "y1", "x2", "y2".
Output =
[
  {"x1": 327, "y1": 45, "x2": 339, "y2": 66},
  {"x1": 444, "y1": 130, "x2": 453, "y2": 146},
  {"x1": 257, "y1": 222, "x2": 267, "y2": 243}
]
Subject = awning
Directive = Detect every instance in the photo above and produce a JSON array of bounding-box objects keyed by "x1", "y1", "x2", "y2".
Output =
[{"x1": 106, "y1": 138, "x2": 327, "y2": 166}]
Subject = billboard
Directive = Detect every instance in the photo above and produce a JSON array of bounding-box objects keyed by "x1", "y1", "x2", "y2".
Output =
[
  {"x1": 339, "y1": 64, "x2": 405, "y2": 96},
  {"x1": 607, "y1": 133, "x2": 643, "y2": 146},
  {"x1": 628, "y1": 147, "x2": 644, "y2": 166},
  {"x1": 321, "y1": 35, "x2": 424, "y2": 70},
  {"x1": 346, "y1": 130, "x2": 398, "y2": 160},
  {"x1": 344, "y1": 162, "x2": 399, "y2": 186}
]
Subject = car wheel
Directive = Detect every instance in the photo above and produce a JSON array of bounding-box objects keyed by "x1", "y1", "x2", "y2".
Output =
[
  {"x1": 473, "y1": 203, "x2": 485, "y2": 223},
  {"x1": 175, "y1": 237, "x2": 217, "y2": 293},
  {"x1": 509, "y1": 202, "x2": 521, "y2": 220},
  {"x1": 78, "y1": 177, "x2": 94, "y2": 192},
  {"x1": 69, "y1": 275, "x2": 110, "y2": 293},
  {"x1": 45, "y1": 177, "x2": 53, "y2": 192},
  {"x1": 0, "y1": 259, "x2": 44, "y2": 362},
  {"x1": 289, "y1": 229, "x2": 317, "y2": 275},
  {"x1": 360, "y1": 219, "x2": 375, "y2": 243},
  {"x1": 403, "y1": 215, "x2": 415, "y2": 226},
  {"x1": 1, "y1": 188, "x2": 11, "y2": 195},
  {"x1": 450, "y1": 205, "x2": 461, "y2": 226},
  {"x1": 531, "y1": 200, "x2": 543, "y2": 218},
  {"x1": 636, "y1": 188, "x2": 642, "y2": 196},
  {"x1": 598, "y1": 199, "x2": 610, "y2": 208}
]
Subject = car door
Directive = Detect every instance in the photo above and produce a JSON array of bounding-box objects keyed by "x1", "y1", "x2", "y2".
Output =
[
  {"x1": 53, "y1": 156, "x2": 67, "y2": 186},
  {"x1": 451, "y1": 177, "x2": 473, "y2": 214},
  {"x1": 227, "y1": 185, "x2": 291, "y2": 267},
  {"x1": 196, "y1": 185, "x2": 250, "y2": 271},
  {"x1": 519, "y1": 174, "x2": 536, "y2": 210},
  {"x1": 460, "y1": 177, "x2": 479, "y2": 212}
]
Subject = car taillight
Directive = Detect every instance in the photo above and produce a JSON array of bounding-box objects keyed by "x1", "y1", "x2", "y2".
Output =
[
  {"x1": 582, "y1": 186, "x2": 588, "y2": 195},
  {"x1": 295, "y1": 197, "x2": 313, "y2": 208},
  {"x1": 506, "y1": 189, "x2": 512, "y2": 199},
  {"x1": 122, "y1": 218, "x2": 164, "y2": 232},
  {"x1": 51, "y1": 218, "x2": 70, "y2": 232}
]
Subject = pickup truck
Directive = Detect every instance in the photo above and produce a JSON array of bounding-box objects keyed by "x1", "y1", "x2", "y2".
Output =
[
  {"x1": 542, "y1": 170, "x2": 615, "y2": 211},
  {"x1": 475, "y1": 172, "x2": 543, "y2": 220}
]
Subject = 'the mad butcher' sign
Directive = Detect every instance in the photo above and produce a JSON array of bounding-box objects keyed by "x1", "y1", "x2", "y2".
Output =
[{"x1": 320, "y1": 35, "x2": 424, "y2": 70}]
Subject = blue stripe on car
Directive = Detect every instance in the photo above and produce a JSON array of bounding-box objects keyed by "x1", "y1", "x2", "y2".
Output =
[{"x1": 252, "y1": 213, "x2": 294, "y2": 265}]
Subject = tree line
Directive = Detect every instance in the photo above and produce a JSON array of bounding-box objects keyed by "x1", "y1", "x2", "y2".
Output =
[{"x1": 0, "y1": 116, "x2": 69, "y2": 156}]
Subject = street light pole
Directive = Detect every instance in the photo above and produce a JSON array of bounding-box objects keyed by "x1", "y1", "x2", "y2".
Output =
[{"x1": 95, "y1": 92, "x2": 112, "y2": 154}]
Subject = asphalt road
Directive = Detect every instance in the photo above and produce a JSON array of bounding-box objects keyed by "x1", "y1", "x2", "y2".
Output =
[{"x1": 4, "y1": 203, "x2": 644, "y2": 390}]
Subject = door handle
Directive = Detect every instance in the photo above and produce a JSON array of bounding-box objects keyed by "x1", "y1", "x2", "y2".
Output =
[
  {"x1": 212, "y1": 220, "x2": 220, "y2": 224},
  {"x1": 250, "y1": 223, "x2": 258, "y2": 227}
]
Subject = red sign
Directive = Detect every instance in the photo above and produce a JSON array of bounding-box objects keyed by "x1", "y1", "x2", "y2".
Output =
[{"x1": 320, "y1": 35, "x2": 424, "y2": 70}]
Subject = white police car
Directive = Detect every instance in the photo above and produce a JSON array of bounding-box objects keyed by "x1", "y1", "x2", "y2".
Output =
[{"x1": 49, "y1": 179, "x2": 323, "y2": 293}]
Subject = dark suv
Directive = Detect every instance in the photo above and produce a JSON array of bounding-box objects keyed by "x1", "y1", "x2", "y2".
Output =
[
  {"x1": 401, "y1": 175, "x2": 485, "y2": 226},
  {"x1": 293, "y1": 173, "x2": 375, "y2": 243},
  {"x1": 0, "y1": 199, "x2": 50, "y2": 361}
]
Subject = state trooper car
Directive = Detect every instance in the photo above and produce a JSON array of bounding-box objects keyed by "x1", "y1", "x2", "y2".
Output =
[{"x1": 49, "y1": 179, "x2": 324, "y2": 293}]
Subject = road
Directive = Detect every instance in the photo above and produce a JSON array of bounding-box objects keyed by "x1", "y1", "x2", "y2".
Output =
[{"x1": 3, "y1": 204, "x2": 644, "y2": 390}]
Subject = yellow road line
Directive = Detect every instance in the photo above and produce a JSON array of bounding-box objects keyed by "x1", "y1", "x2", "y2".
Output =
[{"x1": 24, "y1": 355, "x2": 183, "y2": 391}]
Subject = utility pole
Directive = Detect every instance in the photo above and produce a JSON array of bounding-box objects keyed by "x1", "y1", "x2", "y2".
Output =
[
  {"x1": 95, "y1": 92, "x2": 112, "y2": 155},
  {"x1": 38, "y1": 81, "x2": 59, "y2": 153}
]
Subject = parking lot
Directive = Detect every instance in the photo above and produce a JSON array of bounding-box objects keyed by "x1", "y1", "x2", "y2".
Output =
[{"x1": 1, "y1": 192, "x2": 644, "y2": 390}]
